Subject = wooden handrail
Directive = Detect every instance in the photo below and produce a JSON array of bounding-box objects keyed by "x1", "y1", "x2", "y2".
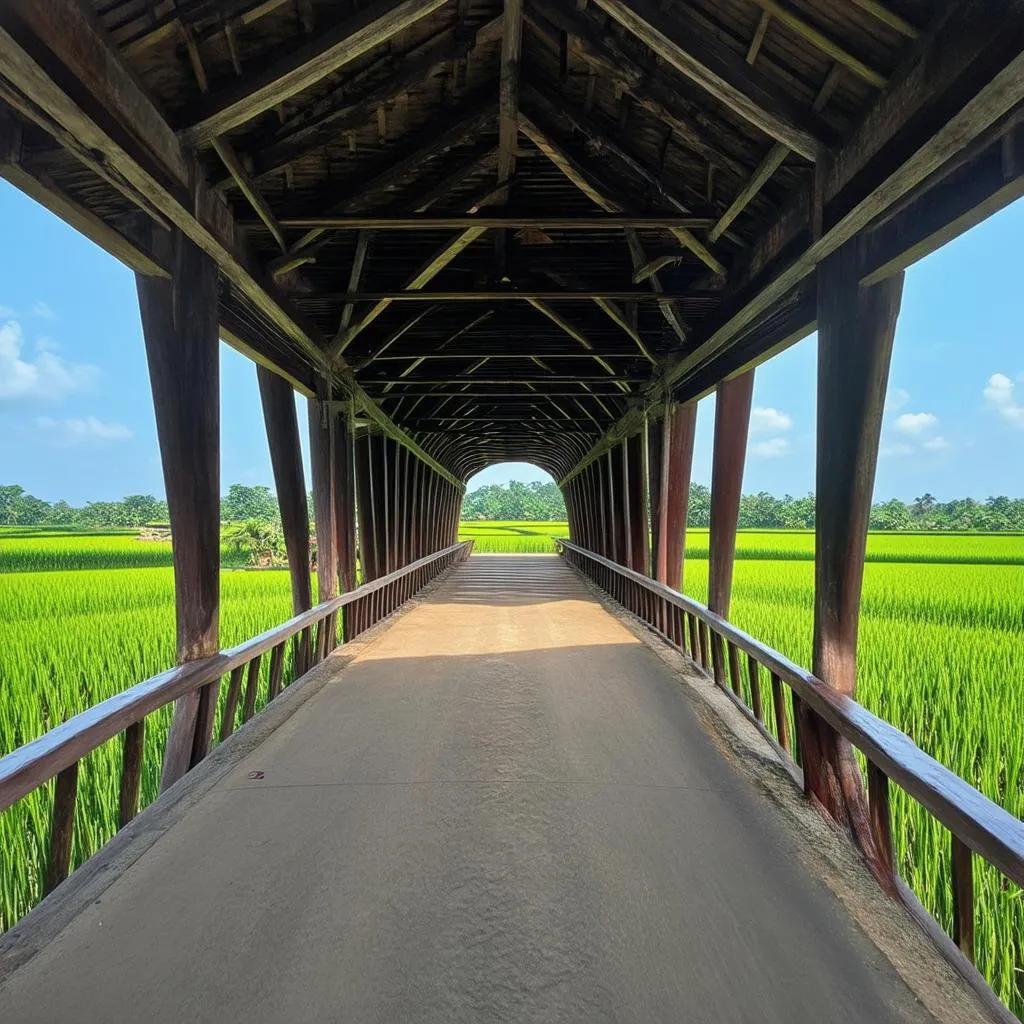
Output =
[
  {"x1": 556, "y1": 539, "x2": 1024, "y2": 889},
  {"x1": 0, "y1": 541, "x2": 472, "y2": 816}
]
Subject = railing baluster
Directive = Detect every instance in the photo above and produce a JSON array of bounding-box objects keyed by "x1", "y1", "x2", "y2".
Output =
[
  {"x1": 710, "y1": 631, "x2": 726, "y2": 687},
  {"x1": 687, "y1": 613, "x2": 698, "y2": 660},
  {"x1": 268, "y1": 642, "x2": 285, "y2": 700},
  {"x1": 242, "y1": 653, "x2": 263, "y2": 722},
  {"x1": 727, "y1": 641, "x2": 743, "y2": 699},
  {"x1": 951, "y1": 835, "x2": 975, "y2": 962},
  {"x1": 45, "y1": 762, "x2": 79, "y2": 895},
  {"x1": 699, "y1": 621, "x2": 710, "y2": 670},
  {"x1": 119, "y1": 720, "x2": 145, "y2": 827},
  {"x1": 747, "y1": 654, "x2": 763, "y2": 723},
  {"x1": 867, "y1": 762, "x2": 895, "y2": 885},
  {"x1": 790, "y1": 692, "x2": 803, "y2": 767},
  {"x1": 770, "y1": 672, "x2": 790, "y2": 754},
  {"x1": 220, "y1": 665, "x2": 245, "y2": 742},
  {"x1": 190, "y1": 677, "x2": 220, "y2": 766}
]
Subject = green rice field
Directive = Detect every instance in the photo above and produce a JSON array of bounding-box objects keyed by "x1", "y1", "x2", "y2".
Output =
[{"x1": 1, "y1": 524, "x2": 1022, "y2": 1013}]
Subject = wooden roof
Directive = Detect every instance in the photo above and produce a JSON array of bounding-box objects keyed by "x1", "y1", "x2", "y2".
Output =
[{"x1": 2, "y1": 0, "x2": 1023, "y2": 482}]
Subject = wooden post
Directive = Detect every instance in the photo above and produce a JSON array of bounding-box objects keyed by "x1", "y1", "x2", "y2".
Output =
[
  {"x1": 646, "y1": 413, "x2": 663, "y2": 577},
  {"x1": 334, "y1": 406, "x2": 357, "y2": 591},
  {"x1": 137, "y1": 229, "x2": 220, "y2": 791},
  {"x1": 625, "y1": 431, "x2": 648, "y2": 574},
  {"x1": 658, "y1": 403, "x2": 697, "y2": 591},
  {"x1": 804, "y1": 242, "x2": 904, "y2": 875},
  {"x1": 374, "y1": 434, "x2": 391, "y2": 574},
  {"x1": 308, "y1": 393, "x2": 338, "y2": 603},
  {"x1": 708, "y1": 371, "x2": 754, "y2": 618},
  {"x1": 595, "y1": 460, "x2": 610, "y2": 557},
  {"x1": 257, "y1": 365, "x2": 312, "y2": 613},
  {"x1": 605, "y1": 449, "x2": 620, "y2": 564},
  {"x1": 354, "y1": 430, "x2": 378, "y2": 580}
]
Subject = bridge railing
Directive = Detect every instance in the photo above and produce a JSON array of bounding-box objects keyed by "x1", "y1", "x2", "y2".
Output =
[
  {"x1": 557, "y1": 539, "x2": 1024, "y2": 978},
  {"x1": 0, "y1": 540, "x2": 473, "y2": 900}
]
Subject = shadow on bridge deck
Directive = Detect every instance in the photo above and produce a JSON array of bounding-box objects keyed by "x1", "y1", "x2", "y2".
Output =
[{"x1": 0, "y1": 557, "x2": 955, "y2": 1022}]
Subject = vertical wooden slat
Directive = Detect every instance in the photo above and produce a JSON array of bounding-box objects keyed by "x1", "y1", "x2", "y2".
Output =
[
  {"x1": 119, "y1": 720, "x2": 145, "y2": 827},
  {"x1": 771, "y1": 672, "x2": 790, "y2": 754},
  {"x1": 242, "y1": 652, "x2": 263, "y2": 722},
  {"x1": 220, "y1": 665, "x2": 245, "y2": 741},
  {"x1": 727, "y1": 641, "x2": 743, "y2": 698},
  {"x1": 951, "y1": 835, "x2": 975, "y2": 962},
  {"x1": 867, "y1": 762, "x2": 896, "y2": 891},
  {"x1": 268, "y1": 642, "x2": 285, "y2": 700},
  {"x1": 137, "y1": 227, "x2": 219, "y2": 794},
  {"x1": 807, "y1": 241, "x2": 904, "y2": 857},
  {"x1": 354, "y1": 430, "x2": 378, "y2": 580},
  {"x1": 747, "y1": 654, "x2": 763, "y2": 722},
  {"x1": 45, "y1": 762, "x2": 79, "y2": 895},
  {"x1": 190, "y1": 676, "x2": 220, "y2": 767}
]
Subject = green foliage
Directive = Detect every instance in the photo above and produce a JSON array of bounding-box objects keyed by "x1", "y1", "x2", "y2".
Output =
[
  {"x1": 222, "y1": 519, "x2": 287, "y2": 567},
  {"x1": 680, "y1": 533, "x2": 1024, "y2": 1015},
  {"x1": 458, "y1": 520, "x2": 569, "y2": 552},
  {"x1": 462, "y1": 480, "x2": 566, "y2": 520}
]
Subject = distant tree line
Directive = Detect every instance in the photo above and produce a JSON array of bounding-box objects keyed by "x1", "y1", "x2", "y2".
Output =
[{"x1": 3, "y1": 481, "x2": 1023, "y2": 532}]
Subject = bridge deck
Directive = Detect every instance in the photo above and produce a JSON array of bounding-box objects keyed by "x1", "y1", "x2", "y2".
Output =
[{"x1": 1, "y1": 556, "x2": 934, "y2": 1023}]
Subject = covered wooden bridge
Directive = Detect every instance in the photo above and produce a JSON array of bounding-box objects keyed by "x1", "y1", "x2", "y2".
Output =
[{"x1": 1, "y1": 0, "x2": 1024, "y2": 1020}]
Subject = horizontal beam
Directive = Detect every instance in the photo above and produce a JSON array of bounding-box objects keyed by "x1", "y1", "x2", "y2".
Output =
[
  {"x1": 261, "y1": 215, "x2": 716, "y2": 230},
  {"x1": 313, "y1": 290, "x2": 716, "y2": 302},
  {"x1": 369, "y1": 352, "x2": 642, "y2": 360}
]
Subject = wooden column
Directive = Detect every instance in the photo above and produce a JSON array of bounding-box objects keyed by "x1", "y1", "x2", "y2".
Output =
[
  {"x1": 137, "y1": 229, "x2": 220, "y2": 791},
  {"x1": 354, "y1": 430, "x2": 378, "y2": 580},
  {"x1": 805, "y1": 243, "x2": 905, "y2": 876},
  {"x1": 595, "y1": 459, "x2": 610, "y2": 557},
  {"x1": 374, "y1": 434, "x2": 391, "y2": 574},
  {"x1": 605, "y1": 449, "x2": 620, "y2": 564},
  {"x1": 625, "y1": 431, "x2": 648, "y2": 574},
  {"x1": 257, "y1": 366, "x2": 311, "y2": 614},
  {"x1": 333, "y1": 407, "x2": 357, "y2": 591},
  {"x1": 423, "y1": 468, "x2": 437, "y2": 554},
  {"x1": 657, "y1": 403, "x2": 697, "y2": 591},
  {"x1": 308, "y1": 394, "x2": 338, "y2": 604},
  {"x1": 392, "y1": 444, "x2": 406, "y2": 569},
  {"x1": 646, "y1": 414, "x2": 664, "y2": 577},
  {"x1": 708, "y1": 371, "x2": 754, "y2": 618}
]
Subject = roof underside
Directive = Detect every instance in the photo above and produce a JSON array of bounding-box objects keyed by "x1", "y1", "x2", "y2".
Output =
[{"x1": 2, "y1": 0, "x2": 1022, "y2": 481}]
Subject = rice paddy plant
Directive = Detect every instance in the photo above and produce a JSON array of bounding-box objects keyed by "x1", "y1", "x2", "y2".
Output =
[
  {"x1": 458, "y1": 520, "x2": 569, "y2": 552},
  {"x1": 0, "y1": 564, "x2": 295, "y2": 931},
  {"x1": 682, "y1": 553, "x2": 1024, "y2": 1014}
]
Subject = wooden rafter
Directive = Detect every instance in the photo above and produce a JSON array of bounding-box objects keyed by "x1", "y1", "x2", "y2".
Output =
[
  {"x1": 589, "y1": 0, "x2": 829, "y2": 161},
  {"x1": 180, "y1": 0, "x2": 449, "y2": 145}
]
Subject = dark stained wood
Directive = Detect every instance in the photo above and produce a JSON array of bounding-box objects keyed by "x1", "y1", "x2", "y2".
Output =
[
  {"x1": 625, "y1": 432, "x2": 648, "y2": 574},
  {"x1": 137, "y1": 227, "x2": 220, "y2": 793},
  {"x1": 258, "y1": 365, "x2": 312, "y2": 614},
  {"x1": 952, "y1": 835, "x2": 975, "y2": 962},
  {"x1": 867, "y1": 761, "x2": 897, "y2": 894},
  {"x1": 334, "y1": 409, "x2": 357, "y2": 591},
  {"x1": 308, "y1": 395, "x2": 338, "y2": 603},
  {"x1": 180, "y1": 0, "x2": 450, "y2": 144},
  {"x1": 241, "y1": 653, "x2": 263, "y2": 724},
  {"x1": 589, "y1": 0, "x2": 828, "y2": 161},
  {"x1": 707, "y1": 371, "x2": 754, "y2": 619},
  {"x1": 268, "y1": 643, "x2": 285, "y2": 701},
  {"x1": 44, "y1": 762, "x2": 78, "y2": 895},
  {"x1": 803, "y1": 241, "x2": 904, "y2": 859},
  {"x1": 272, "y1": 216, "x2": 714, "y2": 230},
  {"x1": 354, "y1": 431, "x2": 379, "y2": 580},
  {"x1": 645, "y1": 413, "x2": 663, "y2": 578},
  {"x1": 189, "y1": 676, "x2": 220, "y2": 768},
  {"x1": 219, "y1": 666, "x2": 246, "y2": 742},
  {"x1": 747, "y1": 654, "x2": 763, "y2": 723},
  {"x1": 657, "y1": 403, "x2": 697, "y2": 591},
  {"x1": 118, "y1": 720, "x2": 145, "y2": 828}
]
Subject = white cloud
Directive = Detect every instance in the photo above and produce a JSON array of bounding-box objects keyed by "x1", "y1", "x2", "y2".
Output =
[
  {"x1": 922, "y1": 435, "x2": 950, "y2": 452},
  {"x1": 983, "y1": 372, "x2": 1024, "y2": 427},
  {"x1": 31, "y1": 300, "x2": 56, "y2": 320},
  {"x1": 749, "y1": 406, "x2": 792, "y2": 434},
  {"x1": 880, "y1": 442, "x2": 915, "y2": 459},
  {"x1": 750, "y1": 437, "x2": 790, "y2": 458},
  {"x1": 36, "y1": 415, "x2": 132, "y2": 446},
  {"x1": 0, "y1": 320, "x2": 96, "y2": 401},
  {"x1": 884, "y1": 387, "x2": 910, "y2": 413},
  {"x1": 895, "y1": 411, "x2": 938, "y2": 436}
]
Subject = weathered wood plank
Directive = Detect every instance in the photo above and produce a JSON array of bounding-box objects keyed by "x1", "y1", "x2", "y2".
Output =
[
  {"x1": 308, "y1": 395, "x2": 338, "y2": 603},
  {"x1": 589, "y1": 0, "x2": 828, "y2": 161},
  {"x1": 180, "y1": 0, "x2": 449, "y2": 144}
]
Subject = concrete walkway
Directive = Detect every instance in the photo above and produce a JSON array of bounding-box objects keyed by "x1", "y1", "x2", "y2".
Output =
[{"x1": 0, "y1": 556, "x2": 934, "y2": 1023}]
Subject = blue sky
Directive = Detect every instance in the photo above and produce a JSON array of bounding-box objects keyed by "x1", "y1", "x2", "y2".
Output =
[{"x1": 1, "y1": 178, "x2": 1021, "y2": 504}]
